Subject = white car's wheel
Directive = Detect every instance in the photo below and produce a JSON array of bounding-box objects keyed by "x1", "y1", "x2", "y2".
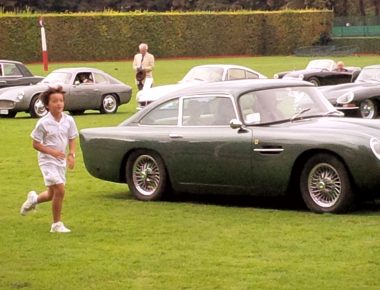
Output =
[
  {"x1": 100, "y1": 94, "x2": 118, "y2": 114},
  {"x1": 30, "y1": 96, "x2": 47, "y2": 118},
  {"x1": 359, "y1": 99, "x2": 378, "y2": 119}
]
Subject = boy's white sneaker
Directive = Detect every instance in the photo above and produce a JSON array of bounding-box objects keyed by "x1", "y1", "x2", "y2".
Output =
[
  {"x1": 50, "y1": 222, "x2": 71, "y2": 233},
  {"x1": 20, "y1": 191, "x2": 38, "y2": 216}
]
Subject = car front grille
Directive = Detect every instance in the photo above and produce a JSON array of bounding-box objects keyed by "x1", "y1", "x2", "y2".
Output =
[{"x1": 0, "y1": 100, "x2": 16, "y2": 109}]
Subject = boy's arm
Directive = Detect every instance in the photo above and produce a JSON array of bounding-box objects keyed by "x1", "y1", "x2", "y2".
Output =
[
  {"x1": 32, "y1": 139, "x2": 65, "y2": 159},
  {"x1": 67, "y1": 138, "x2": 76, "y2": 170}
]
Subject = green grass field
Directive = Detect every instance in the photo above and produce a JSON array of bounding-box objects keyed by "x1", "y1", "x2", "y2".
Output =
[{"x1": 1, "y1": 56, "x2": 380, "y2": 290}]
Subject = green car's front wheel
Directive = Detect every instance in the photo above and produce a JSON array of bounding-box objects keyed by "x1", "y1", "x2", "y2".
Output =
[
  {"x1": 300, "y1": 153, "x2": 354, "y2": 213},
  {"x1": 126, "y1": 150, "x2": 167, "y2": 201}
]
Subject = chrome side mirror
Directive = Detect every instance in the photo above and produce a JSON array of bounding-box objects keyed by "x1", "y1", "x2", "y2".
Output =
[{"x1": 230, "y1": 118, "x2": 243, "y2": 129}]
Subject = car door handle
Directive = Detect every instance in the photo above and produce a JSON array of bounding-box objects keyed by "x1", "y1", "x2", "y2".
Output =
[
  {"x1": 254, "y1": 146, "x2": 284, "y2": 154},
  {"x1": 93, "y1": 89, "x2": 99, "y2": 91},
  {"x1": 169, "y1": 133, "x2": 183, "y2": 139}
]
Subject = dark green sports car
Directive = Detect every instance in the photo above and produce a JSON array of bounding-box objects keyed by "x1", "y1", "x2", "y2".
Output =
[{"x1": 80, "y1": 79, "x2": 380, "y2": 213}]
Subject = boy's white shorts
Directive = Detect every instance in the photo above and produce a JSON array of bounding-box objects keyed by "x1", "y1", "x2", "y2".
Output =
[{"x1": 40, "y1": 165, "x2": 66, "y2": 186}]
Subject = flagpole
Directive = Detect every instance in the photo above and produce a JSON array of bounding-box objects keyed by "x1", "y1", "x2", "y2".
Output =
[{"x1": 39, "y1": 17, "x2": 48, "y2": 72}]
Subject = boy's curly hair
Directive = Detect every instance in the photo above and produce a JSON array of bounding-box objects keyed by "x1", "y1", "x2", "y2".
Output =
[{"x1": 39, "y1": 85, "x2": 66, "y2": 111}]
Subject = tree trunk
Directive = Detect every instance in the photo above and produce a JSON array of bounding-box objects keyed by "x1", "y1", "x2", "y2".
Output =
[
  {"x1": 374, "y1": 0, "x2": 380, "y2": 16},
  {"x1": 359, "y1": 0, "x2": 366, "y2": 16}
]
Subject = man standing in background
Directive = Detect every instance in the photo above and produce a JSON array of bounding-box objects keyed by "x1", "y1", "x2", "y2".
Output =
[{"x1": 133, "y1": 43, "x2": 155, "y2": 90}]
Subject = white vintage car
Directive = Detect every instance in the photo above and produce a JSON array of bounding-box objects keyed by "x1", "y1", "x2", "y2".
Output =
[{"x1": 136, "y1": 64, "x2": 267, "y2": 110}]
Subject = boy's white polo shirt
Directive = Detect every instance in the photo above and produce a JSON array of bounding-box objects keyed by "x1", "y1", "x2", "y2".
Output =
[{"x1": 31, "y1": 112, "x2": 78, "y2": 167}]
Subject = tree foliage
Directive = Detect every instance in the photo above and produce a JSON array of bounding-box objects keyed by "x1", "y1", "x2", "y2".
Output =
[{"x1": 0, "y1": 0, "x2": 379, "y2": 16}]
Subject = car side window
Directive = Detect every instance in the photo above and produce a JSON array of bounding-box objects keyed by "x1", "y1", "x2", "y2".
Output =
[
  {"x1": 139, "y1": 99, "x2": 179, "y2": 125},
  {"x1": 74, "y1": 72, "x2": 93, "y2": 84},
  {"x1": 239, "y1": 92, "x2": 285, "y2": 124},
  {"x1": 94, "y1": 73, "x2": 109, "y2": 84},
  {"x1": 227, "y1": 69, "x2": 246, "y2": 80},
  {"x1": 4, "y1": 63, "x2": 22, "y2": 76},
  {"x1": 246, "y1": 71, "x2": 259, "y2": 79},
  {"x1": 182, "y1": 96, "x2": 235, "y2": 126}
]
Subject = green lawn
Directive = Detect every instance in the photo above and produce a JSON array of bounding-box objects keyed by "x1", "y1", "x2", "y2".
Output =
[{"x1": 1, "y1": 56, "x2": 380, "y2": 290}]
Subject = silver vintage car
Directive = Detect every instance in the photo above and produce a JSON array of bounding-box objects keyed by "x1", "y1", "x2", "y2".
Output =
[{"x1": 0, "y1": 67, "x2": 132, "y2": 118}]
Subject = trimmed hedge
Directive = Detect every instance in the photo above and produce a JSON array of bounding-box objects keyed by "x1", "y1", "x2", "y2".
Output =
[{"x1": 0, "y1": 10, "x2": 333, "y2": 62}]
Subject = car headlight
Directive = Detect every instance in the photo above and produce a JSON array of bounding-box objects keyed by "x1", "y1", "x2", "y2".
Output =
[
  {"x1": 273, "y1": 74, "x2": 279, "y2": 79},
  {"x1": 337, "y1": 92, "x2": 354, "y2": 104},
  {"x1": 17, "y1": 90, "x2": 24, "y2": 101},
  {"x1": 370, "y1": 137, "x2": 380, "y2": 160}
]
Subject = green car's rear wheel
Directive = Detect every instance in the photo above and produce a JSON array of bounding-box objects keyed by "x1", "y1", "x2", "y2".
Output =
[{"x1": 126, "y1": 150, "x2": 167, "y2": 201}]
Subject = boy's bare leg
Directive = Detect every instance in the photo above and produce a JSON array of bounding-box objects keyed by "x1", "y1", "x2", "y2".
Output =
[
  {"x1": 37, "y1": 187, "x2": 54, "y2": 203},
  {"x1": 51, "y1": 184, "x2": 65, "y2": 223}
]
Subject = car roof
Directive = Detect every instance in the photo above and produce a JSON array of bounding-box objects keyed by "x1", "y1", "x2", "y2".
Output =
[
  {"x1": 192, "y1": 64, "x2": 254, "y2": 70},
  {"x1": 309, "y1": 59, "x2": 334, "y2": 62},
  {"x1": 0, "y1": 60, "x2": 23, "y2": 64},
  {"x1": 51, "y1": 67, "x2": 105, "y2": 73},
  {"x1": 363, "y1": 65, "x2": 380, "y2": 69},
  {"x1": 162, "y1": 79, "x2": 314, "y2": 99},
  {"x1": 128, "y1": 79, "x2": 315, "y2": 123}
]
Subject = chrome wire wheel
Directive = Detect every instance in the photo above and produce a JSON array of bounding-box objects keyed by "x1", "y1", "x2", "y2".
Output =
[
  {"x1": 359, "y1": 99, "x2": 377, "y2": 119},
  {"x1": 132, "y1": 154, "x2": 161, "y2": 196},
  {"x1": 308, "y1": 163, "x2": 341, "y2": 208}
]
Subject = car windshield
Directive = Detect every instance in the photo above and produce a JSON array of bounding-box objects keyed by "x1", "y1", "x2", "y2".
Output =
[
  {"x1": 306, "y1": 60, "x2": 333, "y2": 71},
  {"x1": 239, "y1": 86, "x2": 337, "y2": 124},
  {"x1": 355, "y1": 67, "x2": 380, "y2": 83},
  {"x1": 41, "y1": 72, "x2": 72, "y2": 84},
  {"x1": 181, "y1": 67, "x2": 224, "y2": 83}
]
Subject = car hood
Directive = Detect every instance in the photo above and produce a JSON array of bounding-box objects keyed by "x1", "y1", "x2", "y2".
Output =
[
  {"x1": 319, "y1": 82, "x2": 380, "y2": 103},
  {"x1": 283, "y1": 69, "x2": 323, "y2": 78},
  {"x1": 137, "y1": 82, "x2": 203, "y2": 102},
  {"x1": 271, "y1": 116, "x2": 380, "y2": 139},
  {"x1": 0, "y1": 84, "x2": 49, "y2": 101}
]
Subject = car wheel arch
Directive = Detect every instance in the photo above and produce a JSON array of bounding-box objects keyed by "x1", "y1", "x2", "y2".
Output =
[
  {"x1": 120, "y1": 148, "x2": 171, "y2": 183},
  {"x1": 307, "y1": 77, "x2": 320, "y2": 86},
  {"x1": 102, "y1": 93, "x2": 120, "y2": 104},
  {"x1": 99, "y1": 93, "x2": 120, "y2": 114},
  {"x1": 123, "y1": 148, "x2": 173, "y2": 201},
  {"x1": 29, "y1": 93, "x2": 46, "y2": 118},
  {"x1": 287, "y1": 149, "x2": 355, "y2": 197}
]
